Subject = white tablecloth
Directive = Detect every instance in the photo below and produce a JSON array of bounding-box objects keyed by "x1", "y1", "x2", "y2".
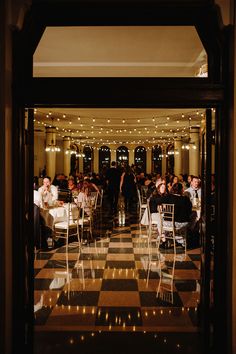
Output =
[
  {"x1": 40, "y1": 203, "x2": 79, "y2": 229},
  {"x1": 141, "y1": 208, "x2": 160, "y2": 226}
]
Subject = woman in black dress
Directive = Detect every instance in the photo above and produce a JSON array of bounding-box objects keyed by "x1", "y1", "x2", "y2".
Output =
[{"x1": 120, "y1": 165, "x2": 137, "y2": 212}]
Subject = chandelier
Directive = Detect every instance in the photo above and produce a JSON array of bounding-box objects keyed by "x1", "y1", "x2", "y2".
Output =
[
  {"x1": 167, "y1": 145, "x2": 179, "y2": 155},
  {"x1": 181, "y1": 120, "x2": 197, "y2": 150},
  {"x1": 45, "y1": 143, "x2": 61, "y2": 152},
  {"x1": 45, "y1": 118, "x2": 61, "y2": 152}
]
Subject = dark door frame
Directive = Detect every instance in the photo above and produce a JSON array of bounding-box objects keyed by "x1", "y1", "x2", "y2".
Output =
[{"x1": 11, "y1": 1, "x2": 232, "y2": 353}]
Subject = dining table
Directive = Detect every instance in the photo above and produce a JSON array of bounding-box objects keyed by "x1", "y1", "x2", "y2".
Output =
[{"x1": 40, "y1": 202, "x2": 79, "y2": 230}]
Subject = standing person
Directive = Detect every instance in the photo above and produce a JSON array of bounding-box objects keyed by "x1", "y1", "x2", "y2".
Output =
[
  {"x1": 106, "y1": 161, "x2": 121, "y2": 214},
  {"x1": 120, "y1": 165, "x2": 137, "y2": 213}
]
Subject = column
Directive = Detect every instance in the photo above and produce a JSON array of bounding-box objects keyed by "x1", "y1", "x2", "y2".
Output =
[
  {"x1": 110, "y1": 144, "x2": 116, "y2": 163},
  {"x1": 79, "y1": 154, "x2": 84, "y2": 174},
  {"x1": 45, "y1": 127, "x2": 56, "y2": 180},
  {"x1": 189, "y1": 127, "x2": 200, "y2": 176},
  {"x1": 63, "y1": 137, "x2": 71, "y2": 177},
  {"x1": 93, "y1": 147, "x2": 99, "y2": 173},
  {"x1": 129, "y1": 144, "x2": 135, "y2": 166},
  {"x1": 174, "y1": 139, "x2": 183, "y2": 176},
  {"x1": 161, "y1": 145, "x2": 167, "y2": 176},
  {"x1": 146, "y1": 147, "x2": 152, "y2": 174}
]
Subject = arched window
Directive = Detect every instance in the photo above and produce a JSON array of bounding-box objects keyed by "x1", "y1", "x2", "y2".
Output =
[
  {"x1": 116, "y1": 146, "x2": 129, "y2": 168},
  {"x1": 152, "y1": 145, "x2": 162, "y2": 174},
  {"x1": 83, "y1": 145, "x2": 93, "y2": 173},
  {"x1": 134, "y1": 146, "x2": 146, "y2": 173},
  {"x1": 167, "y1": 144, "x2": 174, "y2": 174},
  {"x1": 99, "y1": 145, "x2": 111, "y2": 172}
]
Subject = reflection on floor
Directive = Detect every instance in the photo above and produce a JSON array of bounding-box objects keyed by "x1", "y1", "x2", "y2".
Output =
[{"x1": 34, "y1": 207, "x2": 202, "y2": 354}]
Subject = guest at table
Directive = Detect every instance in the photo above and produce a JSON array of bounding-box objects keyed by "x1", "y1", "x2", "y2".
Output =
[
  {"x1": 184, "y1": 175, "x2": 201, "y2": 205},
  {"x1": 82, "y1": 177, "x2": 100, "y2": 195},
  {"x1": 149, "y1": 183, "x2": 168, "y2": 214},
  {"x1": 38, "y1": 176, "x2": 58, "y2": 207},
  {"x1": 68, "y1": 176, "x2": 78, "y2": 194},
  {"x1": 164, "y1": 182, "x2": 192, "y2": 223},
  {"x1": 141, "y1": 182, "x2": 168, "y2": 226}
]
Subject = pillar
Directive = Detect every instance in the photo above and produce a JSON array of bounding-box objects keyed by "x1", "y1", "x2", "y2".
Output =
[
  {"x1": 129, "y1": 144, "x2": 135, "y2": 166},
  {"x1": 146, "y1": 147, "x2": 152, "y2": 174},
  {"x1": 93, "y1": 147, "x2": 99, "y2": 173},
  {"x1": 45, "y1": 127, "x2": 57, "y2": 180},
  {"x1": 110, "y1": 144, "x2": 116, "y2": 163},
  {"x1": 174, "y1": 139, "x2": 183, "y2": 176},
  {"x1": 63, "y1": 137, "x2": 71, "y2": 177},
  {"x1": 79, "y1": 154, "x2": 84, "y2": 174},
  {"x1": 161, "y1": 145, "x2": 167, "y2": 176},
  {"x1": 189, "y1": 127, "x2": 200, "y2": 176}
]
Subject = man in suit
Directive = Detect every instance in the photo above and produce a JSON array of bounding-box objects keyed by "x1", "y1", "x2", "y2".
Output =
[{"x1": 106, "y1": 161, "x2": 121, "y2": 214}]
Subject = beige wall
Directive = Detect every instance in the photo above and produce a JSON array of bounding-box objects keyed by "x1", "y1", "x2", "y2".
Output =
[
  {"x1": 34, "y1": 135, "x2": 64, "y2": 178},
  {"x1": 34, "y1": 134, "x2": 46, "y2": 176}
]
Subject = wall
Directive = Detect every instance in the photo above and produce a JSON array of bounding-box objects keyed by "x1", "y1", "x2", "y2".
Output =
[
  {"x1": 34, "y1": 134, "x2": 45, "y2": 176},
  {"x1": 34, "y1": 135, "x2": 64, "y2": 178}
]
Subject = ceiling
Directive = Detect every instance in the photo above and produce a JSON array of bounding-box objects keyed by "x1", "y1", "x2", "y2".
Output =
[
  {"x1": 33, "y1": 26, "x2": 206, "y2": 78},
  {"x1": 34, "y1": 107, "x2": 207, "y2": 146},
  {"x1": 33, "y1": 26, "x2": 208, "y2": 146}
]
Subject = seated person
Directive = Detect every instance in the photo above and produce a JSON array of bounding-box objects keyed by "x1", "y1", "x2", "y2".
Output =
[
  {"x1": 184, "y1": 175, "x2": 201, "y2": 205},
  {"x1": 68, "y1": 176, "x2": 78, "y2": 194},
  {"x1": 33, "y1": 190, "x2": 49, "y2": 250},
  {"x1": 75, "y1": 179, "x2": 100, "y2": 216},
  {"x1": 159, "y1": 182, "x2": 193, "y2": 246},
  {"x1": 163, "y1": 182, "x2": 192, "y2": 226},
  {"x1": 141, "y1": 183, "x2": 167, "y2": 225},
  {"x1": 149, "y1": 183, "x2": 168, "y2": 213},
  {"x1": 38, "y1": 176, "x2": 58, "y2": 207}
]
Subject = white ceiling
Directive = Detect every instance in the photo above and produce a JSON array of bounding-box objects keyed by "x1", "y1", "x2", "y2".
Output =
[
  {"x1": 33, "y1": 26, "x2": 208, "y2": 145},
  {"x1": 33, "y1": 26, "x2": 206, "y2": 78}
]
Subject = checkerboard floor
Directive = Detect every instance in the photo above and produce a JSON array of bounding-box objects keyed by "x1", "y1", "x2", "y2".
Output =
[{"x1": 34, "y1": 208, "x2": 201, "y2": 335}]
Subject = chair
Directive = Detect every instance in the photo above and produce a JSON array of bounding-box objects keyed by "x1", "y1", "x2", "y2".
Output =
[
  {"x1": 137, "y1": 188, "x2": 148, "y2": 220},
  {"x1": 57, "y1": 188, "x2": 73, "y2": 203},
  {"x1": 53, "y1": 202, "x2": 80, "y2": 251},
  {"x1": 96, "y1": 188, "x2": 104, "y2": 209},
  {"x1": 146, "y1": 199, "x2": 161, "y2": 250},
  {"x1": 138, "y1": 199, "x2": 160, "y2": 254},
  {"x1": 90, "y1": 191, "x2": 99, "y2": 210},
  {"x1": 158, "y1": 203, "x2": 187, "y2": 256},
  {"x1": 156, "y1": 254, "x2": 176, "y2": 304},
  {"x1": 77, "y1": 202, "x2": 95, "y2": 246},
  {"x1": 140, "y1": 185, "x2": 149, "y2": 203}
]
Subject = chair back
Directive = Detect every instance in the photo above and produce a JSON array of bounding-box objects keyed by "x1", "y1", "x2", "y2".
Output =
[
  {"x1": 97, "y1": 188, "x2": 104, "y2": 208},
  {"x1": 90, "y1": 191, "x2": 99, "y2": 209},
  {"x1": 137, "y1": 188, "x2": 141, "y2": 206},
  {"x1": 58, "y1": 188, "x2": 72, "y2": 203},
  {"x1": 158, "y1": 203, "x2": 175, "y2": 231},
  {"x1": 140, "y1": 186, "x2": 148, "y2": 203}
]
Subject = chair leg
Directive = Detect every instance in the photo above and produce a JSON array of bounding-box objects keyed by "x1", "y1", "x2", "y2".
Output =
[{"x1": 172, "y1": 230, "x2": 176, "y2": 254}]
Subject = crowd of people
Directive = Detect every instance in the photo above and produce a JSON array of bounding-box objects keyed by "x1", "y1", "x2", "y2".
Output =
[{"x1": 33, "y1": 163, "x2": 206, "y2": 250}]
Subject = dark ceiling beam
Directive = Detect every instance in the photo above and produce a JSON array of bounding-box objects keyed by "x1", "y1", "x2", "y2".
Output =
[
  {"x1": 29, "y1": 77, "x2": 224, "y2": 108},
  {"x1": 21, "y1": 0, "x2": 225, "y2": 86},
  {"x1": 31, "y1": 0, "x2": 218, "y2": 27}
]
